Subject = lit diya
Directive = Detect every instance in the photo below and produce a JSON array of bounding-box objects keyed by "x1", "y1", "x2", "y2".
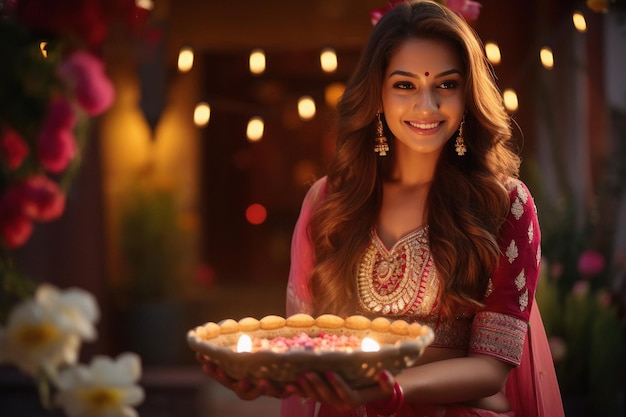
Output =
[{"x1": 187, "y1": 313, "x2": 434, "y2": 389}]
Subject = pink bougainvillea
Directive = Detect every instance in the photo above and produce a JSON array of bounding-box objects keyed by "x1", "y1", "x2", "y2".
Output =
[
  {"x1": 370, "y1": 0, "x2": 481, "y2": 25},
  {"x1": 0, "y1": 0, "x2": 150, "y2": 249},
  {"x1": 0, "y1": 128, "x2": 29, "y2": 170},
  {"x1": 445, "y1": 0, "x2": 482, "y2": 20},
  {"x1": 37, "y1": 127, "x2": 77, "y2": 174},
  {"x1": 36, "y1": 98, "x2": 78, "y2": 174},
  {"x1": 0, "y1": 199, "x2": 34, "y2": 249},
  {"x1": 19, "y1": 176, "x2": 66, "y2": 222},
  {"x1": 58, "y1": 51, "x2": 115, "y2": 116},
  {"x1": 0, "y1": 175, "x2": 66, "y2": 248}
]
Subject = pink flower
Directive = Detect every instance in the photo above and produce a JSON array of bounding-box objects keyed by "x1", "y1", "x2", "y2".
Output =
[
  {"x1": 370, "y1": 1, "x2": 481, "y2": 26},
  {"x1": 45, "y1": 97, "x2": 76, "y2": 131},
  {"x1": 548, "y1": 337, "x2": 567, "y2": 363},
  {"x1": 596, "y1": 289, "x2": 613, "y2": 309},
  {"x1": 19, "y1": 176, "x2": 66, "y2": 222},
  {"x1": 577, "y1": 249, "x2": 605, "y2": 278},
  {"x1": 37, "y1": 125, "x2": 77, "y2": 174},
  {"x1": 58, "y1": 51, "x2": 115, "y2": 116},
  {"x1": 0, "y1": 210, "x2": 33, "y2": 248},
  {"x1": 445, "y1": 0, "x2": 482, "y2": 21},
  {"x1": 0, "y1": 188, "x2": 34, "y2": 248},
  {"x1": 369, "y1": 1, "x2": 404, "y2": 25},
  {"x1": 36, "y1": 98, "x2": 77, "y2": 173},
  {"x1": 549, "y1": 262, "x2": 564, "y2": 280},
  {"x1": 572, "y1": 280, "x2": 590, "y2": 297},
  {"x1": 0, "y1": 175, "x2": 65, "y2": 247},
  {"x1": 0, "y1": 127, "x2": 29, "y2": 170}
]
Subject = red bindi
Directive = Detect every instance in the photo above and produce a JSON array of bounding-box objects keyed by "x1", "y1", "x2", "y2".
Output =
[{"x1": 425, "y1": 71, "x2": 430, "y2": 76}]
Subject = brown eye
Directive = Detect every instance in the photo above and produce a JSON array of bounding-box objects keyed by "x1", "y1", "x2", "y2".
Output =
[
  {"x1": 438, "y1": 80, "x2": 459, "y2": 89},
  {"x1": 393, "y1": 81, "x2": 414, "y2": 90}
]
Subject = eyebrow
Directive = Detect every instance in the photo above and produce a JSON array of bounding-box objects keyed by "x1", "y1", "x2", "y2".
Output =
[{"x1": 388, "y1": 69, "x2": 462, "y2": 78}]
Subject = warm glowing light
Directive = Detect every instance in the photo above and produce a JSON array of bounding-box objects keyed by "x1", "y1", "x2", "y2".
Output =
[
  {"x1": 246, "y1": 117, "x2": 264, "y2": 142},
  {"x1": 503, "y1": 89, "x2": 519, "y2": 113},
  {"x1": 325, "y1": 82, "x2": 345, "y2": 108},
  {"x1": 572, "y1": 11, "x2": 587, "y2": 32},
  {"x1": 485, "y1": 42, "x2": 501, "y2": 65},
  {"x1": 237, "y1": 334, "x2": 252, "y2": 352},
  {"x1": 39, "y1": 42, "x2": 48, "y2": 58},
  {"x1": 193, "y1": 102, "x2": 211, "y2": 127},
  {"x1": 361, "y1": 337, "x2": 380, "y2": 352},
  {"x1": 178, "y1": 46, "x2": 194, "y2": 73},
  {"x1": 298, "y1": 96, "x2": 316, "y2": 121},
  {"x1": 136, "y1": 0, "x2": 154, "y2": 10},
  {"x1": 249, "y1": 49, "x2": 266, "y2": 75},
  {"x1": 540, "y1": 47, "x2": 554, "y2": 70},
  {"x1": 246, "y1": 203, "x2": 267, "y2": 225},
  {"x1": 320, "y1": 47, "x2": 338, "y2": 73}
]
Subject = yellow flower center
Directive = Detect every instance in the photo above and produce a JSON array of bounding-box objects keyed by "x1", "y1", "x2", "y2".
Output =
[
  {"x1": 16, "y1": 323, "x2": 59, "y2": 348},
  {"x1": 82, "y1": 388, "x2": 122, "y2": 409}
]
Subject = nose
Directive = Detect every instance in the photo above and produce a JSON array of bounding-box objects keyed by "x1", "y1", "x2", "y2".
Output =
[{"x1": 413, "y1": 89, "x2": 439, "y2": 113}]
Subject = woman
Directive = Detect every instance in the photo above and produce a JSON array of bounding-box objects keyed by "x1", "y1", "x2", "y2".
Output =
[{"x1": 203, "y1": 1, "x2": 564, "y2": 416}]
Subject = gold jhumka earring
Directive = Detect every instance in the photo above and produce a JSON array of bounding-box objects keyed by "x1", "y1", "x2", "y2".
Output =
[
  {"x1": 455, "y1": 116, "x2": 467, "y2": 156},
  {"x1": 374, "y1": 113, "x2": 389, "y2": 156}
]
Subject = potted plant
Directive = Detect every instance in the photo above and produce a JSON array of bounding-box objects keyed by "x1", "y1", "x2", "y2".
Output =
[{"x1": 118, "y1": 184, "x2": 187, "y2": 366}]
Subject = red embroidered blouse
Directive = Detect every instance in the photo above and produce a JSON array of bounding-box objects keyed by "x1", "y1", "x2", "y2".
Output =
[{"x1": 287, "y1": 177, "x2": 541, "y2": 366}]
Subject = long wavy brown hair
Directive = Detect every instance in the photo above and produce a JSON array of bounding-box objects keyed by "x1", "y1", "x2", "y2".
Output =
[{"x1": 308, "y1": 0, "x2": 520, "y2": 317}]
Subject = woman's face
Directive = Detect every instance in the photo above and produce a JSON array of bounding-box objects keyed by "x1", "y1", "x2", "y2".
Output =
[{"x1": 381, "y1": 37, "x2": 466, "y2": 157}]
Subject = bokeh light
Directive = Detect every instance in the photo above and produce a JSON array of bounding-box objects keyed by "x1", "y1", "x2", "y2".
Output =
[
  {"x1": 298, "y1": 96, "x2": 316, "y2": 121},
  {"x1": 193, "y1": 102, "x2": 211, "y2": 127},
  {"x1": 320, "y1": 47, "x2": 338, "y2": 73},
  {"x1": 246, "y1": 203, "x2": 267, "y2": 225},
  {"x1": 249, "y1": 49, "x2": 266, "y2": 75},
  {"x1": 246, "y1": 117, "x2": 264, "y2": 142}
]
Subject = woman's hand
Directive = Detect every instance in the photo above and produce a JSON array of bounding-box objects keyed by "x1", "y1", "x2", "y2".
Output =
[
  {"x1": 296, "y1": 369, "x2": 396, "y2": 411},
  {"x1": 197, "y1": 353, "x2": 299, "y2": 400}
]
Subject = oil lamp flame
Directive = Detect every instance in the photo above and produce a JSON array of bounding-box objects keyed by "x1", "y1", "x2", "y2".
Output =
[
  {"x1": 361, "y1": 337, "x2": 380, "y2": 352},
  {"x1": 237, "y1": 334, "x2": 252, "y2": 353}
]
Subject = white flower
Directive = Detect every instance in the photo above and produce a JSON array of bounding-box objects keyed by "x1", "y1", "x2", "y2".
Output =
[
  {"x1": 55, "y1": 353, "x2": 145, "y2": 417},
  {"x1": 0, "y1": 284, "x2": 99, "y2": 376},
  {"x1": 36, "y1": 284, "x2": 99, "y2": 340},
  {"x1": 0, "y1": 299, "x2": 81, "y2": 376}
]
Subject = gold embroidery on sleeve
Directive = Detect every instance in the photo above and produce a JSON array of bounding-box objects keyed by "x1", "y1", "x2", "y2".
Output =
[{"x1": 471, "y1": 311, "x2": 527, "y2": 365}]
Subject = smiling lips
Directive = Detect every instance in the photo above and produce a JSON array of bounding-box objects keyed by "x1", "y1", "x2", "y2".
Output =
[{"x1": 407, "y1": 121, "x2": 441, "y2": 130}]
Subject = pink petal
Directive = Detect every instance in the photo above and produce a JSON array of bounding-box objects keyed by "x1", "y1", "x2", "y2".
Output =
[
  {"x1": 0, "y1": 127, "x2": 29, "y2": 170},
  {"x1": 0, "y1": 190, "x2": 34, "y2": 248},
  {"x1": 37, "y1": 126, "x2": 77, "y2": 174},
  {"x1": 20, "y1": 176, "x2": 66, "y2": 222},
  {"x1": 58, "y1": 51, "x2": 115, "y2": 116}
]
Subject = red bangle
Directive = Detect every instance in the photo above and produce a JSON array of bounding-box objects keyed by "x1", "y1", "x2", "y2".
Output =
[{"x1": 369, "y1": 382, "x2": 404, "y2": 416}]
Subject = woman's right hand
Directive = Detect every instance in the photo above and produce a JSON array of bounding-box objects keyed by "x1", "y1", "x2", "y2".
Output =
[{"x1": 197, "y1": 353, "x2": 298, "y2": 400}]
